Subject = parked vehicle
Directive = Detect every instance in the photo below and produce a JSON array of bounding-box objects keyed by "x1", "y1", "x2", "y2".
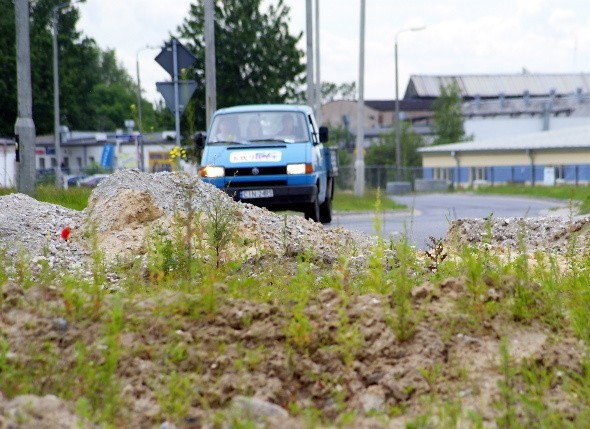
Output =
[
  {"x1": 78, "y1": 173, "x2": 110, "y2": 188},
  {"x1": 66, "y1": 175, "x2": 88, "y2": 187},
  {"x1": 197, "y1": 104, "x2": 338, "y2": 223}
]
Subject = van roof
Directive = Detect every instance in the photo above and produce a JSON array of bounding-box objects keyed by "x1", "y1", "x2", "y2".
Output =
[{"x1": 213, "y1": 104, "x2": 313, "y2": 115}]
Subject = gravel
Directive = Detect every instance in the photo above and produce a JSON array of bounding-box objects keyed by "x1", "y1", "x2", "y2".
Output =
[
  {"x1": 1, "y1": 169, "x2": 588, "y2": 280},
  {"x1": 0, "y1": 170, "x2": 375, "y2": 278}
]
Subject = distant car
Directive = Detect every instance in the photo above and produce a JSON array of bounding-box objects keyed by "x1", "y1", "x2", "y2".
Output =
[
  {"x1": 66, "y1": 175, "x2": 88, "y2": 187},
  {"x1": 78, "y1": 174, "x2": 110, "y2": 188}
]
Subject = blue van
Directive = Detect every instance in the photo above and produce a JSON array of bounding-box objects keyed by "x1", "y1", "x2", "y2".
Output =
[{"x1": 198, "y1": 104, "x2": 337, "y2": 223}]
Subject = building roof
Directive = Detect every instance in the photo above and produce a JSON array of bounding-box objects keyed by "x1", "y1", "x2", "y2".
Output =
[
  {"x1": 364, "y1": 99, "x2": 432, "y2": 112},
  {"x1": 419, "y1": 125, "x2": 590, "y2": 154},
  {"x1": 406, "y1": 73, "x2": 590, "y2": 99}
]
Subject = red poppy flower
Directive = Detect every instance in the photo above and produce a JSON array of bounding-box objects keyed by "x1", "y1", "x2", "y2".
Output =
[{"x1": 61, "y1": 227, "x2": 71, "y2": 241}]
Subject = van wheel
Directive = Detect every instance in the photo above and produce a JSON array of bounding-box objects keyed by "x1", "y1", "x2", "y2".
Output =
[
  {"x1": 304, "y1": 198, "x2": 320, "y2": 222},
  {"x1": 319, "y1": 179, "x2": 333, "y2": 224}
]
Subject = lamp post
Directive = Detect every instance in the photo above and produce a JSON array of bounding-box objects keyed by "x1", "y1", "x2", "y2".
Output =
[
  {"x1": 394, "y1": 26, "x2": 425, "y2": 181},
  {"x1": 52, "y1": 1, "x2": 81, "y2": 188},
  {"x1": 354, "y1": 0, "x2": 366, "y2": 197},
  {"x1": 136, "y1": 45, "x2": 156, "y2": 172}
]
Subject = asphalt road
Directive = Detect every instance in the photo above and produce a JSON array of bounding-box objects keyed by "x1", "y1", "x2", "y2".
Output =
[{"x1": 330, "y1": 193, "x2": 571, "y2": 249}]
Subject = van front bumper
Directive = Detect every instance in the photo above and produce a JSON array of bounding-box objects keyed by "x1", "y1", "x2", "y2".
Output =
[{"x1": 222, "y1": 184, "x2": 318, "y2": 209}]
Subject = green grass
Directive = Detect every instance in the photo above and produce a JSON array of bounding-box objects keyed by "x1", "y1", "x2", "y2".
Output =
[
  {"x1": 333, "y1": 189, "x2": 405, "y2": 212},
  {"x1": 0, "y1": 186, "x2": 92, "y2": 211},
  {"x1": 470, "y1": 184, "x2": 590, "y2": 214}
]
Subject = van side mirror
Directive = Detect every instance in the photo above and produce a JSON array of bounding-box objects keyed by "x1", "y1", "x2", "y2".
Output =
[
  {"x1": 195, "y1": 132, "x2": 206, "y2": 149},
  {"x1": 319, "y1": 126, "x2": 329, "y2": 143}
]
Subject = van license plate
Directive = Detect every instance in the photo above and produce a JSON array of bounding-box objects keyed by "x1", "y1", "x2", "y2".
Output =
[{"x1": 240, "y1": 189, "x2": 273, "y2": 199}]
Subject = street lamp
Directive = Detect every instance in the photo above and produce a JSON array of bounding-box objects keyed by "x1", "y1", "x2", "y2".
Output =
[
  {"x1": 136, "y1": 45, "x2": 156, "y2": 172},
  {"x1": 52, "y1": 1, "x2": 81, "y2": 187},
  {"x1": 395, "y1": 26, "x2": 425, "y2": 181}
]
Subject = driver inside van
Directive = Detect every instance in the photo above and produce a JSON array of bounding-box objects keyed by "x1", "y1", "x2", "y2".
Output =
[
  {"x1": 214, "y1": 116, "x2": 236, "y2": 142},
  {"x1": 277, "y1": 114, "x2": 304, "y2": 140}
]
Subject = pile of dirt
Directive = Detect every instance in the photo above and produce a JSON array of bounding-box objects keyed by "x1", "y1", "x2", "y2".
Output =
[
  {"x1": 84, "y1": 170, "x2": 375, "y2": 264},
  {"x1": 1, "y1": 170, "x2": 589, "y2": 428},
  {"x1": 446, "y1": 215, "x2": 590, "y2": 253}
]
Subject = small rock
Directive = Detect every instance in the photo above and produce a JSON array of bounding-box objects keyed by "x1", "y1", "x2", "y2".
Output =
[
  {"x1": 52, "y1": 317, "x2": 69, "y2": 332},
  {"x1": 358, "y1": 385, "x2": 386, "y2": 413},
  {"x1": 229, "y1": 396, "x2": 289, "y2": 422},
  {"x1": 366, "y1": 371, "x2": 385, "y2": 385}
]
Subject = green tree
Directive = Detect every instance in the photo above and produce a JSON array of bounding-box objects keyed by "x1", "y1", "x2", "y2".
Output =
[
  {"x1": 432, "y1": 81, "x2": 468, "y2": 145},
  {"x1": 0, "y1": 0, "x2": 17, "y2": 137},
  {"x1": 176, "y1": 0, "x2": 306, "y2": 130},
  {"x1": 1, "y1": 0, "x2": 169, "y2": 136},
  {"x1": 321, "y1": 81, "x2": 356, "y2": 103},
  {"x1": 365, "y1": 124, "x2": 423, "y2": 168}
]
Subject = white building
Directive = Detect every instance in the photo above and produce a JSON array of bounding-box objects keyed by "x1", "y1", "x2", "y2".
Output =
[{"x1": 0, "y1": 131, "x2": 188, "y2": 188}]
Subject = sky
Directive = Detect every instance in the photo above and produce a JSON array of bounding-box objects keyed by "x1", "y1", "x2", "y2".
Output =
[{"x1": 77, "y1": 0, "x2": 590, "y2": 104}]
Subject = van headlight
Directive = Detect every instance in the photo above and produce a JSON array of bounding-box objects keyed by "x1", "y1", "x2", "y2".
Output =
[
  {"x1": 199, "y1": 166, "x2": 225, "y2": 178},
  {"x1": 287, "y1": 163, "x2": 313, "y2": 174}
]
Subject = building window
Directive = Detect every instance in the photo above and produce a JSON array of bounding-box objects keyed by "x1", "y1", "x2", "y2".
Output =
[
  {"x1": 77, "y1": 157, "x2": 82, "y2": 168},
  {"x1": 470, "y1": 167, "x2": 488, "y2": 182},
  {"x1": 555, "y1": 165, "x2": 565, "y2": 180},
  {"x1": 89, "y1": 156, "x2": 95, "y2": 165},
  {"x1": 51, "y1": 157, "x2": 57, "y2": 168},
  {"x1": 433, "y1": 168, "x2": 452, "y2": 180},
  {"x1": 39, "y1": 157, "x2": 46, "y2": 170}
]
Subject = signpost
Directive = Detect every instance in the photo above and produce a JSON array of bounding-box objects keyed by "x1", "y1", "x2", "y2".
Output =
[{"x1": 155, "y1": 38, "x2": 197, "y2": 147}]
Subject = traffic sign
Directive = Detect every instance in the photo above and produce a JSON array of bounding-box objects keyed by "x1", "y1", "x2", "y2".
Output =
[
  {"x1": 156, "y1": 81, "x2": 197, "y2": 114},
  {"x1": 154, "y1": 38, "x2": 198, "y2": 146},
  {"x1": 155, "y1": 38, "x2": 197, "y2": 77}
]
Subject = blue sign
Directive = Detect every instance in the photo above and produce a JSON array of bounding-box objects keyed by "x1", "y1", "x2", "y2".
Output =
[
  {"x1": 45, "y1": 147, "x2": 56, "y2": 155},
  {"x1": 100, "y1": 144, "x2": 115, "y2": 168}
]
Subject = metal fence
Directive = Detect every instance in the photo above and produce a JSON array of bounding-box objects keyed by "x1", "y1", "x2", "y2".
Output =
[{"x1": 336, "y1": 165, "x2": 425, "y2": 192}]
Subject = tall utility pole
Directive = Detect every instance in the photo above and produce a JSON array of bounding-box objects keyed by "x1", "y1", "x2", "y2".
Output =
[
  {"x1": 354, "y1": 0, "x2": 366, "y2": 197},
  {"x1": 305, "y1": 0, "x2": 314, "y2": 109},
  {"x1": 204, "y1": 0, "x2": 216, "y2": 130},
  {"x1": 14, "y1": 0, "x2": 36, "y2": 196},
  {"x1": 52, "y1": 1, "x2": 78, "y2": 188},
  {"x1": 136, "y1": 45, "x2": 155, "y2": 172},
  {"x1": 136, "y1": 45, "x2": 155, "y2": 133},
  {"x1": 314, "y1": 0, "x2": 322, "y2": 125},
  {"x1": 395, "y1": 26, "x2": 425, "y2": 181}
]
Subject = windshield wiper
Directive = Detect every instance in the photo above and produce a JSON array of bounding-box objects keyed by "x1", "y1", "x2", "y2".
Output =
[
  {"x1": 209, "y1": 140, "x2": 249, "y2": 145},
  {"x1": 247, "y1": 138, "x2": 289, "y2": 143}
]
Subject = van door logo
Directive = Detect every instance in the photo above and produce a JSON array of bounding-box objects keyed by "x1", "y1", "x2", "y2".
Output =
[{"x1": 251, "y1": 167, "x2": 260, "y2": 175}]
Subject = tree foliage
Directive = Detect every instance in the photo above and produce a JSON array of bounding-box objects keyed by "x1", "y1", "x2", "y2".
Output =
[
  {"x1": 365, "y1": 124, "x2": 423, "y2": 168},
  {"x1": 321, "y1": 81, "x2": 356, "y2": 103},
  {"x1": 176, "y1": 0, "x2": 306, "y2": 130},
  {"x1": 431, "y1": 81, "x2": 468, "y2": 145},
  {"x1": 1, "y1": 0, "x2": 168, "y2": 137}
]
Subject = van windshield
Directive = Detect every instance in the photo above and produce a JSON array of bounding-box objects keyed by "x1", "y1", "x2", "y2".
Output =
[{"x1": 208, "y1": 111, "x2": 309, "y2": 144}]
